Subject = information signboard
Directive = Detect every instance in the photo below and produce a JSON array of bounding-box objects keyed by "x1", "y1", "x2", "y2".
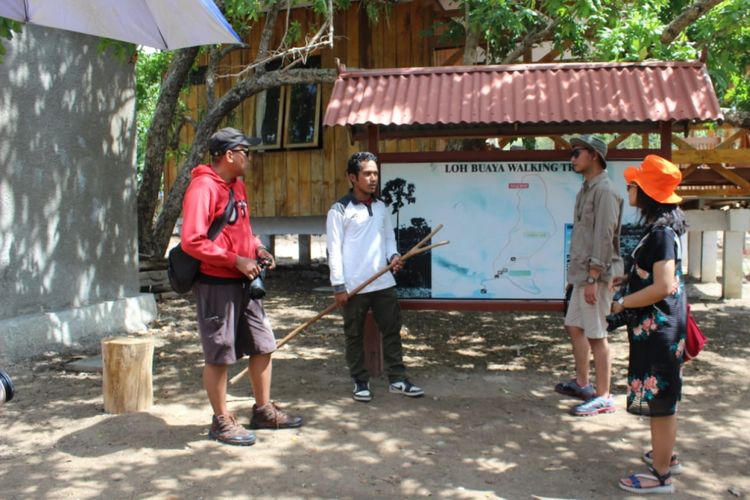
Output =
[{"x1": 381, "y1": 160, "x2": 642, "y2": 300}]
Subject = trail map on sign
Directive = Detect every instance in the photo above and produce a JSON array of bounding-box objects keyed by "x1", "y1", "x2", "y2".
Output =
[{"x1": 381, "y1": 161, "x2": 639, "y2": 300}]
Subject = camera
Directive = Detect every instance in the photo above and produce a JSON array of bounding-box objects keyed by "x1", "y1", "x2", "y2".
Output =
[
  {"x1": 249, "y1": 257, "x2": 272, "y2": 299},
  {"x1": 0, "y1": 369, "x2": 15, "y2": 405},
  {"x1": 605, "y1": 310, "x2": 633, "y2": 332},
  {"x1": 605, "y1": 289, "x2": 632, "y2": 332}
]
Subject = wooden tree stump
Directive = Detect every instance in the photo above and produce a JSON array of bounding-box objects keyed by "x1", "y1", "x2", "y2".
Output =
[{"x1": 101, "y1": 336, "x2": 154, "y2": 413}]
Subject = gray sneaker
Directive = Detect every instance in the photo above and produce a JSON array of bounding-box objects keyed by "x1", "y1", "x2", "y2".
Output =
[
  {"x1": 570, "y1": 395, "x2": 616, "y2": 417},
  {"x1": 554, "y1": 378, "x2": 596, "y2": 400}
]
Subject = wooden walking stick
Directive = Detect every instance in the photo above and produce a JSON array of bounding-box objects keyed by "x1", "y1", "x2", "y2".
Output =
[{"x1": 229, "y1": 224, "x2": 448, "y2": 385}]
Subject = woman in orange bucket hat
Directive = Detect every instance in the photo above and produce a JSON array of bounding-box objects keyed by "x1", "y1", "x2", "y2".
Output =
[{"x1": 612, "y1": 155, "x2": 688, "y2": 494}]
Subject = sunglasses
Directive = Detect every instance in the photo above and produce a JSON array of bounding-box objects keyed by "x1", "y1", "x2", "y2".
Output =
[
  {"x1": 627, "y1": 183, "x2": 638, "y2": 190},
  {"x1": 570, "y1": 148, "x2": 590, "y2": 159}
]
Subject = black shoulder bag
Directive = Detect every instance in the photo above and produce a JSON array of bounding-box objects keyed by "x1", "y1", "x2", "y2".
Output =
[{"x1": 167, "y1": 190, "x2": 235, "y2": 294}]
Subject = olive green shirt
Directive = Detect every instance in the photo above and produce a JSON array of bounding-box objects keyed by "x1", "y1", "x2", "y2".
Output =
[{"x1": 567, "y1": 171, "x2": 624, "y2": 286}]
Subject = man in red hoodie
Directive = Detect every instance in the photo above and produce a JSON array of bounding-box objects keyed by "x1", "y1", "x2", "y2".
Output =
[{"x1": 181, "y1": 127, "x2": 303, "y2": 446}]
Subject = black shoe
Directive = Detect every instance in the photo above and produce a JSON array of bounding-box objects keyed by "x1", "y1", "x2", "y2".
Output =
[{"x1": 352, "y1": 379, "x2": 372, "y2": 402}]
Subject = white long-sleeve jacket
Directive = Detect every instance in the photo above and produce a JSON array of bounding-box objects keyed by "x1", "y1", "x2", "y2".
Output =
[{"x1": 326, "y1": 192, "x2": 399, "y2": 294}]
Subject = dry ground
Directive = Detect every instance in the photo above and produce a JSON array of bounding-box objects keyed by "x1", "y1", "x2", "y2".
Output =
[{"x1": 1, "y1": 261, "x2": 749, "y2": 499}]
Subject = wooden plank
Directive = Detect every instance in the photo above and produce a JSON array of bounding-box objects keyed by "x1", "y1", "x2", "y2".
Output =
[
  {"x1": 672, "y1": 149, "x2": 750, "y2": 164},
  {"x1": 334, "y1": 126, "x2": 352, "y2": 197},
  {"x1": 261, "y1": 153, "x2": 275, "y2": 217},
  {"x1": 298, "y1": 152, "x2": 312, "y2": 215},
  {"x1": 671, "y1": 135, "x2": 695, "y2": 150},
  {"x1": 310, "y1": 150, "x2": 325, "y2": 215},
  {"x1": 371, "y1": 12, "x2": 384, "y2": 67},
  {"x1": 250, "y1": 153, "x2": 264, "y2": 216},
  {"x1": 707, "y1": 163, "x2": 750, "y2": 189},
  {"x1": 396, "y1": 4, "x2": 412, "y2": 68},
  {"x1": 680, "y1": 164, "x2": 701, "y2": 180},
  {"x1": 716, "y1": 129, "x2": 748, "y2": 149},
  {"x1": 266, "y1": 153, "x2": 286, "y2": 217},
  {"x1": 677, "y1": 187, "x2": 750, "y2": 197},
  {"x1": 346, "y1": 6, "x2": 359, "y2": 68},
  {"x1": 609, "y1": 133, "x2": 633, "y2": 148},
  {"x1": 286, "y1": 150, "x2": 300, "y2": 216},
  {"x1": 382, "y1": 6, "x2": 397, "y2": 67}
]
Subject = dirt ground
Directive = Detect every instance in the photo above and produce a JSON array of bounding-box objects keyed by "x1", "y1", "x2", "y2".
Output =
[{"x1": 1, "y1": 258, "x2": 749, "y2": 499}]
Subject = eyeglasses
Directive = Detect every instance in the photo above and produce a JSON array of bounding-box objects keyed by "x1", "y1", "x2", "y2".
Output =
[
  {"x1": 570, "y1": 148, "x2": 590, "y2": 159},
  {"x1": 231, "y1": 147, "x2": 250, "y2": 156},
  {"x1": 627, "y1": 183, "x2": 638, "y2": 190}
]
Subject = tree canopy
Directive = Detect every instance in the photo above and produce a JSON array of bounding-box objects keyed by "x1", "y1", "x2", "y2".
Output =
[
  {"x1": 3, "y1": 0, "x2": 748, "y2": 258},
  {"x1": 434, "y1": 0, "x2": 748, "y2": 112}
]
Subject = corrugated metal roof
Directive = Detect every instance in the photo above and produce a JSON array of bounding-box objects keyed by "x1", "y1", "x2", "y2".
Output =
[{"x1": 323, "y1": 61, "x2": 723, "y2": 129}]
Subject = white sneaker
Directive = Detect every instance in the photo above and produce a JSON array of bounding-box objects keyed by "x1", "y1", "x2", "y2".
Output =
[
  {"x1": 388, "y1": 379, "x2": 424, "y2": 397},
  {"x1": 352, "y1": 380, "x2": 372, "y2": 402}
]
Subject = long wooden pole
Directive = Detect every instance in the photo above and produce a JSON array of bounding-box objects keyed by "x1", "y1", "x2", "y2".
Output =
[{"x1": 229, "y1": 225, "x2": 447, "y2": 385}]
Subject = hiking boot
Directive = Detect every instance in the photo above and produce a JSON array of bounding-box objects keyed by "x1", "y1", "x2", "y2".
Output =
[
  {"x1": 250, "y1": 402, "x2": 304, "y2": 430},
  {"x1": 388, "y1": 379, "x2": 424, "y2": 398},
  {"x1": 554, "y1": 378, "x2": 596, "y2": 400},
  {"x1": 569, "y1": 395, "x2": 616, "y2": 416},
  {"x1": 208, "y1": 413, "x2": 256, "y2": 446},
  {"x1": 352, "y1": 379, "x2": 373, "y2": 402}
]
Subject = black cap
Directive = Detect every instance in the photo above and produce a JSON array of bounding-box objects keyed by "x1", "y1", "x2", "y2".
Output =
[{"x1": 208, "y1": 127, "x2": 262, "y2": 156}]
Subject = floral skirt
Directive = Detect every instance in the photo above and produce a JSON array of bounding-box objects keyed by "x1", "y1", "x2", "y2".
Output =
[{"x1": 626, "y1": 314, "x2": 684, "y2": 417}]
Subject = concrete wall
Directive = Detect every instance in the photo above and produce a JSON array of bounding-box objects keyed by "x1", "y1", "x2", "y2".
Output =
[{"x1": 0, "y1": 25, "x2": 156, "y2": 362}]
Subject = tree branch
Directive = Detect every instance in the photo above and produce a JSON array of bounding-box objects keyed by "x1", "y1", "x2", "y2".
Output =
[
  {"x1": 660, "y1": 0, "x2": 724, "y2": 45},
  {"x1": 151, "y1": 68, "x2": 337, "y2": 255},
  {"x1": 502, "y1": 16, "x2": 559, "y2": 64}
]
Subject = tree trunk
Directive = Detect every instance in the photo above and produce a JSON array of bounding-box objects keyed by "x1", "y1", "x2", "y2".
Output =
[
  {"x1": 101, "y1": 336, "x2": 154, "y2": 414},
  {"x1": 149, "y1": 68, "x2": 337, "y2": 258},
  {"x1": 137, "y1": 47, "x2": 200, "y2": 258}
]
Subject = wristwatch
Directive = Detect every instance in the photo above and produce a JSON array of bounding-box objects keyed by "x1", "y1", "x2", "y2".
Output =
[
  {"x1": 617, "y1": 296, "x2": 625, "y2": 306},
  {"x1": 585, "y1": 276, "x2": 596, "y2": 285}
]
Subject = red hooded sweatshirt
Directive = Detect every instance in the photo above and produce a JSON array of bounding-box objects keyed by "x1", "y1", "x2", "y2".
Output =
[{"x1": 181, "y1": 164, "x2": 259, "y2": 279}]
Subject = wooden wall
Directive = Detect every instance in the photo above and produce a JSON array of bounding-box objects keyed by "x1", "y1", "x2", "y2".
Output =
[{"x1": 165, "y1": 1, "x2": 443, "y2": 219}]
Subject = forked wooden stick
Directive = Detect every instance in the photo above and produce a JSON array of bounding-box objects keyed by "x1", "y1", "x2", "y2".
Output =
[{"x1": 229, "y1": 224, "x2": 448, "y2": 385}]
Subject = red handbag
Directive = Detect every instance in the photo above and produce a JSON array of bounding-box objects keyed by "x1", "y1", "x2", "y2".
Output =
[{"x1": 684, "y1": 304, "x2": 707, "y2": 361}]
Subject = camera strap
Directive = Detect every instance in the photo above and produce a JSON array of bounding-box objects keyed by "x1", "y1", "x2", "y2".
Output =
[
  {"x1": 630, "y1": 226, "x2": 682, "y2": 271},
  {"x1": 207, "y1": 189, "x2": 235, "y2": 241}
]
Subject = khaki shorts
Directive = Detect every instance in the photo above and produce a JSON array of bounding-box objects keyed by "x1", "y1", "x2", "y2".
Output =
[
  {"x1": 193, "y1": 280, "x2": 277, "y2": 365},
  {"x1": 564, "y1": 282, "x2": 613, "y2": 339}
]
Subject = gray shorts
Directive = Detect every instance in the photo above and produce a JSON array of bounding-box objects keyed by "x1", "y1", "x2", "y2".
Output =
[
  {"x1": 564, "y1": 282, "x2": 613, "y2": 339},
  {"x1": 193, "y1": 280, "x2": 277, "y2": 365}
]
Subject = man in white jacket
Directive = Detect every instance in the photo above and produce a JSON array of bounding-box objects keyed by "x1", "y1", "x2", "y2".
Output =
[{"x1": 326, "y1": 152, "x2": 424, "y2": 402}]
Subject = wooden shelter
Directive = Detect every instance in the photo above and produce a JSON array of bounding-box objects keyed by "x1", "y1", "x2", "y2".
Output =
[
  {"x1": 322, "y1": 60, "x2": 740, "y2": 309},
  {"x1": 170, "y1": 1, "x2": 747, "y2": 298}
]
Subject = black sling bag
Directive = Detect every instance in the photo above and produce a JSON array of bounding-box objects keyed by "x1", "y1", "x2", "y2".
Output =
[{"x1": 166, "y1": 190, "x2": 235, "y2": 294}]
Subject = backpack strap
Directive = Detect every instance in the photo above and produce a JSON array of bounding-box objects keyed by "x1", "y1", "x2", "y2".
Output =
[{"x1": 207, "y1": 189, "x2": 235, "y2": 241}]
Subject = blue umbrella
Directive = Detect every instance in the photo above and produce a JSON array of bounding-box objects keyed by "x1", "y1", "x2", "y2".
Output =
[{"x1": 0, "y1": 0, "x2": 242, "y2": 50}]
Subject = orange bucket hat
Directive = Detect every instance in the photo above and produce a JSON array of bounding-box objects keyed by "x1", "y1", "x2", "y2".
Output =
[{"x1": 624, "y1": 155, "x2": 683, "y2": 204}]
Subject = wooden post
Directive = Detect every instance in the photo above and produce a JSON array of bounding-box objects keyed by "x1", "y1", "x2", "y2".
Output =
[
  {"x1": 299, "y1": 234, "x2": 312, "y2": 267},
  {"x1": 363, "y1": 312, "x2": 383, "y2": 377},
  {"x1": 101, "y1": 337, "x2": 154, "y2": 414}
]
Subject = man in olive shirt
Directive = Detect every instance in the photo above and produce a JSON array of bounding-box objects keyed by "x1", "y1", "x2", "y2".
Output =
[{"x1": 555, "y1": 135, "x2": 623, "y2": 416}]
